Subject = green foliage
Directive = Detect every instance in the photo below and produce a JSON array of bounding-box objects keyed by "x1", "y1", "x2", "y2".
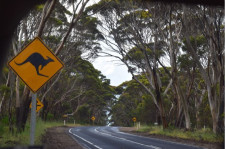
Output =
[
  {"x1": 135, "y1": 95, "x2": 157, "y2": 124},
  {"x1": 75, "y1": 104, "x2": 90, "y2": 124},
  {"x1": 0, "y1": 122, "x2": 4, "y2": 137},
  {"x1": 2, "y1": 67, "x2": 9, "y2": 74},
  {"x1": 35, "y1": 4, "x2": 44, "y2": 11},
  {"x1": 182, "y1": 35, "x2": 207, "y2": 57},
  {"x1": 0, "y1": 116, "x2": 9, "y2": 125},
  {"x1": 46, "y1": 113, "x2": 54, "y2": 121},
  {"x1": 50, "y1": 17, "x2": 63, "y2": 25},
  {"x1": 0, "y1": 85, "x2": 10, "y2": 94},
  {"x1": 111, "y1": 78, "x2": 154, "y2": 126},
  {"x1": 0, "y1": 119, "x2": 78, "y2": 147}
]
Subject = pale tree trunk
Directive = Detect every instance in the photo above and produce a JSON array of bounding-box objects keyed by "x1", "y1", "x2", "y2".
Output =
[
  {"x1": 182, "y1": 5, "x2": 222, "y2": 133},
  {"x1": 12, "y1": 18, "x2": 28, "y2": 131},
  {"x1": 195, "y1": 89, "x2": 206, "y2": 129},
  {"x1": 55, "y1": 0, "x2": 90, "y2": 55},
  {"x1": 18, "y1": 86, "x2": 31, "y2": 132},
  {"x1": 15, "y1": 76, "x2": 20, "y2": 127},
  {"x1": 8, "y1": 72, "x2": 15, "y2": 132},
  {"x1": 164, "y1": 6, "x2": 191, "y2": 129},
  {"x1": 176, "y1": 84, "x2": 191, "y2": 129},
  {"x1": 0, "y1": 71, "x2": 11, "y2": 114},
  {"x1": 209, "y1": 86, "x2": 219, "y2": 133},
  {"x1": 184, "y1": 29, "x2": 219, "y2": 133},
  {"x1": 128, "y1": 47, "x2": 167, "y2": 129},
  {"x1": 37, "y1": 0, "x2": 56, "y2": 37},
  {"x1": 12, "y1": 32, "x2": 22, "y2": 129}
]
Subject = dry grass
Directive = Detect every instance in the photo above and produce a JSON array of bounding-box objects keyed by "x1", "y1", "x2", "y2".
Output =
[{"x1": 137, "y1": 125, "x2": 224, "y2": 143}]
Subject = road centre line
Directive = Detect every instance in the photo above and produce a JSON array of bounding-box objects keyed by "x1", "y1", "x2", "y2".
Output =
[
  {"x1": 69, "y1": 128, "x2": 102, "y2": 149},
  {"x1": 95, "y1": 127, "x2": 161, "y2": 149}
]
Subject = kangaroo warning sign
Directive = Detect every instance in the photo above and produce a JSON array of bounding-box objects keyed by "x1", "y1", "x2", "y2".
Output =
[{"x1": 8, "y1": 37, "x2": 64, "y2": 93}]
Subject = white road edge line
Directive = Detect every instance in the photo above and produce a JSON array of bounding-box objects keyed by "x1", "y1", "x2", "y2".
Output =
[
  {"x1": 117, "y1": 130, "x2": 205, "y2": 149},
  {"x1": 69, "y1": 128, "x2": 102, "y2": 149},
  {"x1": 94, "y1": 127, "x2": 161, "y2": 149}
]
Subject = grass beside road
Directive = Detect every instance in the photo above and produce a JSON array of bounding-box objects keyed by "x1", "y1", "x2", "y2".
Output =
[
  {"x1": 136, "y1": 125, "x2": 223, "y2": 143},
  {"x1": 0, "y1": 119, "x2": 79, "y2": 147}
]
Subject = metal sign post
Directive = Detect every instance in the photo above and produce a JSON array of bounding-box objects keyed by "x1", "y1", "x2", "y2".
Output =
[
  {"x1": 30, "y1": 93, "x2": 37, "y2": 145},
  {"x1": 8, "y1": 37, "x2": 64, "y2": 146}
]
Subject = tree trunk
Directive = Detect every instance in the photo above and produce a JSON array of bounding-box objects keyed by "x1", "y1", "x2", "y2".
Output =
[
  {"x1": 182, "y1": 4, "x2": 222, "y2": 134},
  {"x1": 37, "y1": 0, "x2": 56, "y2": 37},
  {"x1": 207, "y1": 85, "x2": 219, "y2": 133},
  {"x1": 217, "y1": 64, "x2": 224, "y2": 133},
  {"x1": 168, "y1": 6, "x2": 190, "y2": 129},
  {"x1": 195, "y1": 89, "x2": 205, "y2": 129},
  {"x1": 176, "y1": 84, "x2": 191, "y2": 130},
  {"x1": 196, "y1": 110, "x2": 201, "y2": 129},
  {"x1": 8, "y1": 72, "x2": 15, "y2": 133},
  {"x1": 15, "y1": 76, "x2": 20, "y2": 130},
  {"x1": 17, "y1": 86, "x2": 31, "y2": 132},
  {"x1": 212, "y1": 108, "x2": 219, "y2": 133},
  {"x1": 152, "y1": 67, "x2": 168, "y2": 129},
  {"x1": 0, "y1": 70, "x2": 11, "y2": 114}
]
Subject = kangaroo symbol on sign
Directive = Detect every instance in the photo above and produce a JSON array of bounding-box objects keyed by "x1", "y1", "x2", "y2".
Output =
[{"x1": 15, "y1": 52, "x2": 54, "y2": 77}]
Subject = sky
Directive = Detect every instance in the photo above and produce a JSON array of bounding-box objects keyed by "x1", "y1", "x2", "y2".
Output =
[
  {"x1": 92, "y1": 56, "x2": 132, "y2": 86},
  {"x1": 85, "y1": 0, "x2": 133, "y2": 86}
]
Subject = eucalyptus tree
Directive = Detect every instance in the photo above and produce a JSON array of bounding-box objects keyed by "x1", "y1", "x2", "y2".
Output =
[
  {"x1": 0, "y1": 0, "x2": 93, "y2": 132},
  {"x1": 87, "y1": 0, "x2": 173, "y2": 129},
  {"x1": 45, "y1": 57, "x2": 114, "y2": 125},
  {"x1": 182, "y1": 5, "x2": 224, "y2": 133},
  {"x1": 111, "y1": 78, "x2": 160, "y2": 126}
]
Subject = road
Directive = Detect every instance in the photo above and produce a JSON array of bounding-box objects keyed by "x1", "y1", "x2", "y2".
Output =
[{"x1": 69, "y1": 126, "x2": 204, "y2": 149}]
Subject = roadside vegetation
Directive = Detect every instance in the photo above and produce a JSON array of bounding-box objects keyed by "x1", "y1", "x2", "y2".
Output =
[
  {"x1": 136, "y1": 125, "x2": 223, "y2": 143},
  {"x1": 0, "y1": 119, "x2": 78, "y2": 147},
  {"x1": 0, "y1": 0, "x2": 224, "y2": 146}
]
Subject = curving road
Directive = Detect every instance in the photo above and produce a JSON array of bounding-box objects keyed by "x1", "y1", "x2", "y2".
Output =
[{"x1": 68, "y1": 126, "x2": 204, "y2": 149}]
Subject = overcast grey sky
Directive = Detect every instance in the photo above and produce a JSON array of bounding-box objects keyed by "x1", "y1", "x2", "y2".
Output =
[
  {"x1": 92, "y1": 56, "x2": 132, "y2": 86},
  {"x1": 87, "y1": 0, "x2": 132, "y2": 86}
]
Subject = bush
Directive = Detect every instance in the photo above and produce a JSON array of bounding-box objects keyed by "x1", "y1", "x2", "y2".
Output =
[
  {"x1": 0, "y1": 123, "x2": 5, "y2": 137},
  {"x1": 137, "y1": 125, "x2": 223, "y2": 143}
]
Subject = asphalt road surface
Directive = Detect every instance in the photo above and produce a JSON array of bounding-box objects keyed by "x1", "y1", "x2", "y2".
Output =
[{"x1": 69, "y1": 126, "x2": 204, "y2": 149}]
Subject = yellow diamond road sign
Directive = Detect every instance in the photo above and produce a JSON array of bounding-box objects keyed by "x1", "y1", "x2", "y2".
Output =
[
  {"x1": 30, "y1": 98, "x2": 44, "y2": 112},
  {"x1": 91, "y1": 116, "x2": 95, "y2": 121},
  {"x1": 132, "y1": 117, "x2": 136, "y2": 122},
  {"x1": 8, "y1": 37, "x2": 64, "y2": 93}
]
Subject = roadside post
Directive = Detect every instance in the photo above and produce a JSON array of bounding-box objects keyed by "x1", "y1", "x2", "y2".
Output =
[
  {"x1": 132, "y1": 117, "x2": 136, "y2": 128},
  {"x1": 91, "y1": 116, "x2": 95, "y2": 126},
  {"x1": 63, "y1": 114, "x2": 68, "y2": 126},
  {"x1": 8, "y1": 37, "x2": 64, "y2": 145}
]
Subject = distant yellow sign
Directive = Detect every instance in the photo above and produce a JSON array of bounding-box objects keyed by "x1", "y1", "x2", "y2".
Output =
[
  {"x1": 8, "y1": 37, "x2": 64, "y2": 93},
  {"x1": 132, "y1": 117, "x2": 136, "y2": 122},
  {"x1": 29, "y1": 98, "x2": 44, "y2": 112},
  {"x1": 63, "y1": 114, "x2": 68, "y2": 118},
  {"x1": 91, "y1": 116, "x2": 95, "y2": 121}
]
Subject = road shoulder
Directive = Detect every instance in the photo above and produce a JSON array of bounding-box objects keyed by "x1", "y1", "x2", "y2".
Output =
[
  {"x1": 119, "y1": 127, "x2": 223, "y2": 149},
  {"x1": 42, "y1": 126, "x2": 83, "y2": 149}
]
